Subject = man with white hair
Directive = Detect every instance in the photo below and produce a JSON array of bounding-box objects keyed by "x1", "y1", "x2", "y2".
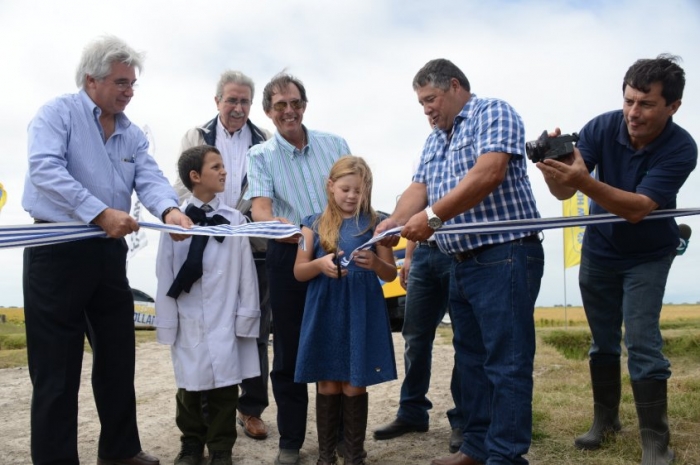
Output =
[{"x1": 22, "y1": 35, "x2": 190, "y2": 465}]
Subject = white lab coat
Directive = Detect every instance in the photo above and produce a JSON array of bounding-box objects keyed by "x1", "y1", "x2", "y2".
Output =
[{"x1": 155, "y1": 198, "x2": 261, "y2": 391}]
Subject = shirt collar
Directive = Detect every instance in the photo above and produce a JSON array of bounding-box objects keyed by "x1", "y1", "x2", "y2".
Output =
[
  {"x1": 216, "y1": 116, "x2": 251, "y2": 140},
  {"x1": 616, "y1": 113, "x2": 675, "y2": 154},
  {"x1": 190, "y1": 196, "x2": 220, "y2": 211},
  {"x1": 274, "y1": 126, "x2": 309, "y2": 159},
  {"x1": 79, "y1": 89, "x2": 131, "y2": 131},
  {"x1": 431, "y1": 93, "x2": 477, "y2": 140}
]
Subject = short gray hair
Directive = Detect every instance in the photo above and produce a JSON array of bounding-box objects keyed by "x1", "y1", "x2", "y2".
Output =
[
  {"x1": 216, "y1": 70, "x2": 255, "y2": 101},
  {"x1": 75, "y1": 35, "x2": 145, "y2": 88},
  {"x1": 412, "y1": 58, "x2": 470, "y2": 92}
]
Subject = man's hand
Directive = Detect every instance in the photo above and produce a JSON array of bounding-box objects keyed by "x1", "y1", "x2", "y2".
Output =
[
  {"x1": 399, "y1": 256, "x2": 411, "y2": 289},
  {"x1": 93, "y1": 208, "x2": 139, "y2": 238},
  {"x1": 536, "y1": 148, "x2": 588, "y2": 189},
  {"x1": 164, "y1": 208, "x2": 193, "y2": 242},
  {"x1": 374, "y1": 217, "x2": 401, "y2": 247},
  {"x1": 401, "y1": 210, "x2": 434, "y2": 243},
  {"x1": 270, "y1": 216, "x2": 302, "y2": 244}
]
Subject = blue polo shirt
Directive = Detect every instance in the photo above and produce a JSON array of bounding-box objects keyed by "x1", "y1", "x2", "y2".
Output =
[{"x1": 578, "y1": 110, "x2": 697, "y2": 268}]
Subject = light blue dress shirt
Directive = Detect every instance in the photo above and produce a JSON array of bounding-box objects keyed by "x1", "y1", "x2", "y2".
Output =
[
  {"x1": 245, "y1": 127, "x2": 351, "y2": 226},
  {"x1": 23, "y1": 90, "x2": 177, "y2": 223}
]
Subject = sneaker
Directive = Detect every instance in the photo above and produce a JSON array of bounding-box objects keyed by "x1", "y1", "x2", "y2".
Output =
[
  {"x1": 208, "y1": 450, "x2": 232, "y2": 465},
  {"x1": 274, "y1": 448, "x2": 300, "y2": 465},
  {"x1": 174, "y1": 440, "x2": 205, "y2": 465}
]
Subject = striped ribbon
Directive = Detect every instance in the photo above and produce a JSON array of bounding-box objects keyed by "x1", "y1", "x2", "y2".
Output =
[
  {"x1": 0, "y1": 221, "x2": 303, "y2": 250},
  {"x1": 4, "y1": 208, "x2": 700, "y2": 257},
  {"x1": 340, "y1": 207, "x2": 700, "y2": 265}
]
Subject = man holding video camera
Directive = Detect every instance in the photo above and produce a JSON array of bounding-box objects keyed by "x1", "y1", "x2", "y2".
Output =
[{"x1": 537, "y1": 54, "x2": 697, "y2": 465}]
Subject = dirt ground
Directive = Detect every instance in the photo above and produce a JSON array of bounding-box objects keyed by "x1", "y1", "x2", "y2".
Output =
[{"x1": 0, "y1": 331, "x2": 459, "y2": 465}]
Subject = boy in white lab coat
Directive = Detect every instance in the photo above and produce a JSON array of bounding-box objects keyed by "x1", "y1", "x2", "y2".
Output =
[{"x1": 155, "y1": 145, "x2": 261, "y2": 465}]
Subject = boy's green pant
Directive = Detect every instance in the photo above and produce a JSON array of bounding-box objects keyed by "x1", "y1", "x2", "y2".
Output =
[{"x1": 176, "y1": 384, "x2": 239, "y2": 451}]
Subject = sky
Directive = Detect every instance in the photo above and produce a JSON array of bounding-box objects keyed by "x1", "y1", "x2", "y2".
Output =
[{"x1": 1, "y1": 0, "x2": 699, "y2": 307}]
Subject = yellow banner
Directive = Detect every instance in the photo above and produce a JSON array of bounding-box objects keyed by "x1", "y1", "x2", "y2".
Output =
[
  {"x1": 562, "y1": 191, "x2": 588, "y2": 268},
  {"x1": 0, "y1": 182, "x2": 7, "y2": 212}
]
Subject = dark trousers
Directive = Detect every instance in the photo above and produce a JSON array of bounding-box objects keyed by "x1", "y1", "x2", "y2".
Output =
[
  {"x1": 237, "y1": 257, "x2": 271, "y2": 417},
  {"x1": 266, "y1": 240, "x2": 309, "y2": 450},
  {"x1": 177, "y1": 386, "x2": 239, "y2": 452},
  {"x1": 23, "y1": 238, "x2": 141, "y2": 465}
]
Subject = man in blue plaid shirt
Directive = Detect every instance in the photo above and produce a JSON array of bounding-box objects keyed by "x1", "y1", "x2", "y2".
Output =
[{"x1": 377, "y1": 59, "x2": 544, "y2": 465}]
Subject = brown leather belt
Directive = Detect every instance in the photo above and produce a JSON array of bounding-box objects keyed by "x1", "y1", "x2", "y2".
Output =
[{"x1": 453, "y1": 234, "x2": 540, "y2": 263}]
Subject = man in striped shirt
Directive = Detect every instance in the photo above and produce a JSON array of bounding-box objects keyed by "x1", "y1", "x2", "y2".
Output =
[
  {"x1": 377, "y1": 59, "x2": 544, "y2": 465},
  {"x1": 245, "y1": 73, "x2": 351, "y2": 465}
]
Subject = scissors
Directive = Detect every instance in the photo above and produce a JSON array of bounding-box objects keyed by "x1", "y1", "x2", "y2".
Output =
[{"x1": 333, "y1": 251, "x2": 342, "y2": 279}]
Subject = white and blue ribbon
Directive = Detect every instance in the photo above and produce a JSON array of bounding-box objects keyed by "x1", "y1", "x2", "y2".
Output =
[
  {"x1": 4, "y1": 208, "x2": 700, "y2": 258},
  {"x1": 0, "y1": 221, "x2": 303, "y2": 250},
  {"x1": 340, "y1": 208, "x2": 700, "y2": 266}
]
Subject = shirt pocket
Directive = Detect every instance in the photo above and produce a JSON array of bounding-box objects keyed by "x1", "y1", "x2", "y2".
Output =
[
  {"x1": 116, "y1": 158, "x2": 137, "y2": 189},
  {"x1": 176, "y1": 317, "x2": 202, "y2": 348},
  {"x1": 448, "y1": 135, "x2": 476, "y2": 180},
  {"x1": 235, "y1": 305, "x2": 261, "y2": 338}
]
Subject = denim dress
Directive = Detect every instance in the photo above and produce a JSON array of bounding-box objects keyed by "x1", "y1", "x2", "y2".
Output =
[{"x1": 294, "y1": 213, "x2": 397, "y2": 387}]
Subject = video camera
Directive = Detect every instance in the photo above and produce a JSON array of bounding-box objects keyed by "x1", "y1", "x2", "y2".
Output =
[{"x1": 525, "y1": 130, "x2": 579, "y2": 163}]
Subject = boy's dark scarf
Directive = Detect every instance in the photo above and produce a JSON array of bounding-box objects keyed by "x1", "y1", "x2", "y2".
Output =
[{"x1": 167, "y1": 204, "x2": 229, "y2": 298}]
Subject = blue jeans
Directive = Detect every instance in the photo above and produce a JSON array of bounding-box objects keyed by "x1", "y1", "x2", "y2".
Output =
[
  {"x1": 579, "y1": 253, "x2": 673, "y2": 381},
  {"x1": 450, "y1": 238, "x2": 544, "y2": 465},
  {"x1": 397, "y1": 243, "x2": 463, "y2": 429}
]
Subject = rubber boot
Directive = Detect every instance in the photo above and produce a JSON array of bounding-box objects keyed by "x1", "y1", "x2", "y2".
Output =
[
  {"x1": 632, "y1": 379, "x2": 674, "y2": 465},
  {"x1": 342, "y1": 393, "x2": 368, "y2": 465},
  {"x1": 316, "y1": 393, "x2": 341, "y2": 465},
  {"x1": 575, "y1": 362, "x2": 622, "y2": 450}
]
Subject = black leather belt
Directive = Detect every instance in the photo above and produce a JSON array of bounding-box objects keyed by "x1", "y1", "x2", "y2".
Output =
[
  {"x1": 417, "y1": 240, "x2": 438, "y2": 248},
  {"x1": 453, "y1": 234, "x2": 540, "y2": 263}
]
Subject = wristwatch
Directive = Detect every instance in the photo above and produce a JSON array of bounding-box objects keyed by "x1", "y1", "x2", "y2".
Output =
[
  {"x1": 161, "y1": 206, "x2": 178, "y2": 222},
  {"x1": 425, "y1": 206, "x2": 443, "y2": 230}
]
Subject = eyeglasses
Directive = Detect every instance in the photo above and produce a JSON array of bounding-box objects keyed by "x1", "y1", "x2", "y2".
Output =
[
  {"x1": 272, "y1": 99, "x2": 304, "y2": 112},
  {"x1": 113, "y1": 79, "x2": 138, "y2": 91},
  {"x1": 223, "y1": 98, "x2": 251, "y2": 107}
]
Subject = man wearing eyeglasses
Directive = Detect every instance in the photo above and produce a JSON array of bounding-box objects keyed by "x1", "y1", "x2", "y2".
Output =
[
  {"x1": 22, "y1": 36, "x2": 191, "y2": 465},
  {"x1": 245, "y1": 73, "x2": 351, "y2": 465},
  {"x1": 172, "y1": 70, "x2": 273, "y2": 456}
]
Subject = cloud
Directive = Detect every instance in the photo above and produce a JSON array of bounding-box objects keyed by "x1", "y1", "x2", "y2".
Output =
[{"x1": 1, "y1": 0, "x2": 699, "y2": 306}]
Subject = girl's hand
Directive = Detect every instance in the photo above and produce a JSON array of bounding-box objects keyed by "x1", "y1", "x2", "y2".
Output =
[
  {"x1": 320, "y1": 251, "x2": 347, "y2": 279},
  {"x1": 352, "y1": 249, "x2": 378, "y2": 271}
]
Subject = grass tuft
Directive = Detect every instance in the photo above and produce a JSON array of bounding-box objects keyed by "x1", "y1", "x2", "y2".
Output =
[{"x1": 541, "y1": 330, "x2": 591, "y2": 360}]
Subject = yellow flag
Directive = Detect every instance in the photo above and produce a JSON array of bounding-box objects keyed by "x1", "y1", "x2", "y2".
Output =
[
  {"x1": 0, "y1": 182, "x2": 7, "y2": 212},
  {"x1": 562, "y1": 191, "x2": 588, "y2": 268}
]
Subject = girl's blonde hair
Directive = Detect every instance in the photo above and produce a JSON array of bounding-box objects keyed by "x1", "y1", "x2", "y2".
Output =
[{"x1": 315, "y1": 155, "x2": 378, "y2": 253}]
